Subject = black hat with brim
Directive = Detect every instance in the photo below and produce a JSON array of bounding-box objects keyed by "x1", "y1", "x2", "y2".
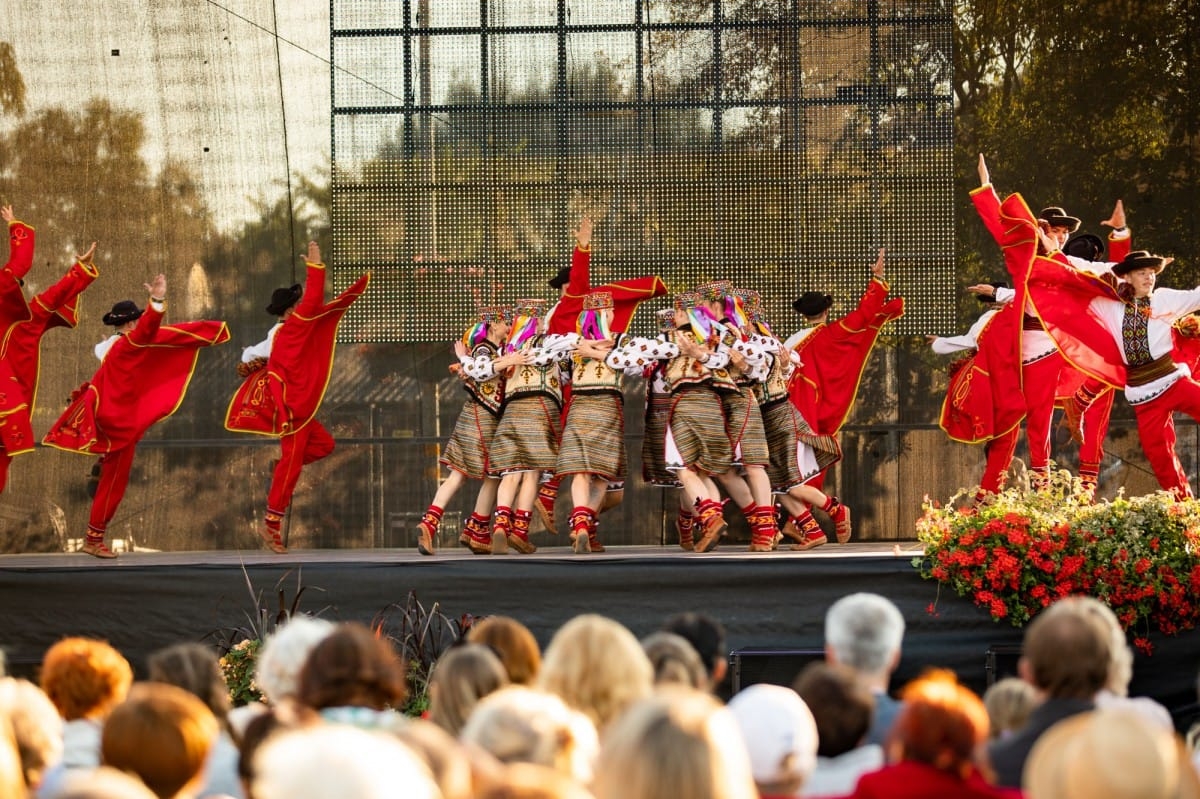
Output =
[
  {"x1": 1064, "y1": 233, "x2": 1105, "y2": 262},
  {"x1": 978, "y1": 281, "x2": 1009, "y2": 304},
  {"x1": 102, "y1": 300, "x2": 143, "y2": 327},
  {"x1": 547, "y1": 267, "x2": 571, "y2": 290},
  {"x1": 1038, "y1": 206, "x2": 1081, "y2": 233},
  {"x1": 266, "y1": 284, "x2": 302, "y2": 315},
  {"x1": 792, "y1": 291, "x2": 834, "y2": 317},
  {"x1": 1113, "y1": 250, "x2": 1172, "y2": 277}
]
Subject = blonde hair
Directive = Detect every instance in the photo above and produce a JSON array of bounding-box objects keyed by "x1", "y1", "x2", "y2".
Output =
[
  {"x1": 982, "y1": 677, "x2": 1037, "y2": 739},
  {"x1": 392, "y1": 719, "x2": 475, "y2": 799},
  {"x1": 0, "y1": 678, "x2": 62, "y2": 790},
  {"x1": 467, "y1": 616, "x2": 542, "y2": 685},
  {"x1": 593, "y1": 688, "x2": 757, "y2": 799},
  {"x1": 428, "y1": 644, "x2": 509, "y2": 737},
  {"x1": 538, "y1": 614, "x2": 653, "y2": 731}
]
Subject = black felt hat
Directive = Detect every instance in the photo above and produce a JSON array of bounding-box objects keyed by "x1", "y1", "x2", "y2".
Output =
[
  {"x1": 792, "y1": 291, "x2": 834, "y2": 317},
  {"x1": 102, "y1": 300, "x2": 143, "y2": 327},
  {"x1": 977, "y1": 281, "x2": 1009, "y2": 304},
  {"x1": 1038, "y1": 206, "x2": 1081, "y2": 233},
  {"x1": 1112, "y1": 250, "x2": 1172, "y2": 277},
  {"x1": 1064, "y1": 233, "x2": 1105, "y2": 262},
  {"x1": 266, "y1": 283, "x2": 302, "y2": 316},
  {"x1": 547, "y1": 267, "x2": 571, "y2": 290}
]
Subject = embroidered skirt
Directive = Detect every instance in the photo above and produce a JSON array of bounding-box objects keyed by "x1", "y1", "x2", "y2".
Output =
[
  {"x1": 489, "y1": 395, "x2": 562, "y2": 474},
  {"x1": 440, "y1": 399, "x2": 498, "y2": 480},
  {"x1": 557, "y1": 393, "x2": 626, "y2": 481}
]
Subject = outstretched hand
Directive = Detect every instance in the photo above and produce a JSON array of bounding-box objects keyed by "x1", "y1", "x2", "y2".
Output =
[
  {"x1": 572, "y1": 217, "x2": 593, "y2": 248},
  {"x1": 306, "y1": 240, "x2": 322, "y2": 264},
  {"x1": 977, "y1": 153, "x2": 990, "y2": 186},
  {"x1": 965, "y1": 283, "x2": 996, "y2": 297},
  {"x1": 453, "y1": 340, "x2": 468, "y2": 359},
  {"x1": 0, "y1": 205, "x2": 13, "y2": 224},
  {"x1": 144, "y1": 273, "x2": 166, "y2": 299},
  {"x1": 1101, "y1": 199, "x2": 1126, "y2": 229},
  {"x1": 76, "y1": 242, "x2": 97, "y2": 264},
  {"x1": 871, "y1": 248, "x2": 886, "y2": 280}
]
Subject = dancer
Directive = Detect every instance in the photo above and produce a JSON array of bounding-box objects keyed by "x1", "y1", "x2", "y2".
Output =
[
  {"x1": 44, "y1": 274, "x2": 230, "y2": 557},
  {"x1": 414, "y1": 306, "x2": 521, "y2": 555},
  {"x1": 641, "y1": 308, "x2": 693, "y2": 549},
  {"x1": 0, "y1": 210, "x2": 99, "y2": 493},
  {"x1": 226, "y1": 241, "x2": 369, "y2": 554},
  {"x1": 785, "y1": 249, "x2": 902, "y2": 547}
]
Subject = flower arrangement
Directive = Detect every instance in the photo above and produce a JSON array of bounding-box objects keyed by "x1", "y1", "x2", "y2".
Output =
[
  {"x1": 915, "y1": 467, "x2": 1200, "y2": 654},
  {"x1": 219, "y1": 638, "x2": 264, "y2": 706}
]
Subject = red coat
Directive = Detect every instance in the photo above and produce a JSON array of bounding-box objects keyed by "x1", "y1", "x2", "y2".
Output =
[
  {"x1": 789, "y1": 277, "x2": 904, "y2": 436},
  {"x1": 0, "y1": 260, "x2": 99, "y2": 454},
  {"x1": 939, "y1": 301, "x2": 1023, "y2": 444},
  {"x1": 226, "y1": 263, "x2": 369, "y2": 436},
  {"x1": 44, "y1": 304, "x2": 230, "y2": 454},
  {"x1": 839, "y1": 761, "x2": 1022, "y2": 799},
  {"x1": 0, "y1": 220, "x2": 36, "y2": 331},
  {"x1": 545, "y1": 246, "x2": 668, "y2": 335}
]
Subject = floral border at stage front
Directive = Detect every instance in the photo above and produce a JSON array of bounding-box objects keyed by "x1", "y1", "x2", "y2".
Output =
[{"x1": 913, "y1": 470, "x2": 1200, "y2": 655}]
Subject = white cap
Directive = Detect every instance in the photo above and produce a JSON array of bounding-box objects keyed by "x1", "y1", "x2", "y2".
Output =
[{"x1": 728, "y1": 684, "x2": 819, "y2": 787}]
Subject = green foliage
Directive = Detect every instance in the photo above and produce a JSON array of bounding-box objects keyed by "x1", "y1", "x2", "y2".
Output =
[
  {"x1": 218, "y1": 638, "x2": 264, "y2": 707},
  {"x1": 370, "y1": 590, "x2": 471, "y2": 717},
  {"x1": 916, "y1": 467, "x2": 1200, "y2": 654}
]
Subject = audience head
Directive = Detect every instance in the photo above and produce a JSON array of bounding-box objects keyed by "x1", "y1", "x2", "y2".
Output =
[
  {"x1": 1050, "y1": 596, "x2": 1132, "y2": 696},
  {"x1": 824, "y1": 593, "x2": 905, "y2": 683},
  {"x1": 51, "y1": 766, "x2": 159, "y2": 799},
  {"x1": 428, "y1": 643, "x2": 509, "y2": 736},
  {"x1": 793, "y1": 660, "x2": 875, "y2": 757},
  {"x1": 466, "y1": 616, "x2": 542, "y2": 685},
  {"x1": 1024, "y1": 707, "x2": 1199, "y2": 799},
  {"x1": 982, "y1": 677, "x2": 1037, "y2": 739},
  {"x1": 235, "y1": 701, "x2": 320, "y2": 798},
  {"x1": 640, "y1": 632, "x2": 708, "y2": 689},
  {"x1": 252, "y1": 724, "x2": 438, "y2": 799},
  {"x1": 0, "y1": 717, "x2": 26, "y2": 799},
  {"x1": 660, "y1": 612, "x2": 728, "y2": 688},
  {"x1": 888, "y1": 669, "x2": 989, "y2": 780},
  {"x1": 460, "y1": 685, "x2": 598, "y2": 785},
  {"x1": 40, "y1": 637, "x2": 133, "y2": 721},
  {"x1": 0, "y1": 677, "x2": 62, "y2": 791},
  {"x1": 392, "y1": 719, "x2": 476, "y2": 799},
  {"x1": 728, "y1": 684, "x2": 818, "y2": 797},
  {"x1": 538, "y1": 614, "x2": 653, "y2": 731},
  {"x1": 295, "y1": 622, "x2": 407, "y2": 712},
  {"x1": 1020, "y1": 600, "x2": 1111, "y2": 700},
  {"x1": 476, "y1": 762, "x2": 594, "y2": 799},
  {"x1": 147, "y1": 643, "x2": 231, "y2": 727},
  {"x1": 255, "y1": 616, "x2": 337, "y2": 705},
  {"x1": 592, "y1": 688, "x2": 757, "y2": 799},
  {"x1": 101, "y1": 682, "x2": 219, "y2": 799}
]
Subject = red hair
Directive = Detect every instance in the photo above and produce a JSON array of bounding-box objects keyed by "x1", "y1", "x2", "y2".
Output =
[
  {"x1": 40, "y1": 638, "x2": 132, "y2": 721},
  {"x1": 891, "y1": 669, "x2": 989, "y2": 779}
]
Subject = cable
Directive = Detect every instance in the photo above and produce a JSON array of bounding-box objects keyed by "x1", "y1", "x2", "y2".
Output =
[{"x1": 269, "y1": 0, "x2": 298, "y2": 282}]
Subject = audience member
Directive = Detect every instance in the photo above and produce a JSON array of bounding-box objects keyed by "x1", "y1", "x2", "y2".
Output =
[
  {"x1": 466, "y1": 616, "x2": 542, "y2": 685},
  {"x1": 841, "y1": 669, "x2": 1016, "y2": 799},
  {"x1": 981, "y1": 677, "x2": 1036, "y2": 740},
  {"x1": 986, "y1": 599, "x2": 1112, "y2": 788},
  {"x1": 1, "y1": 717, "x2": 27, "y2": 799},
  {"x1": 660, "y1": 612, "x2": 728, "y2": 693},
  {"x1": 640, "y1": 632, "x2": 708, "y2": 690},
  {"x1": 538, "y1": 614, "x2": 653, "y2": 732},
  {"x1": 727, "y1": 684, "x2": 818, "y2": 799},
  {"x1": 823, "y1": 593, "x2": 905, "y2": 746},
  {"x1": 234, "y1": 702, "x2": 319, "y2": 799},
  {"x1": 50, "y1": 766, "x2": 159, "y2": 799},
  {"x1": 251, "y1": 724, "x2": 438, "y2": 799},
  {"x1": 460, "y1": 685, "x2": 598, "y2": 785},
  {"x1": 391, "y1": 719, "x2": 478, "y2": 799},
  {"x1": 792, "y1": 661, "x2": 882, "y2": 797},
  {"x1": 100, "y1": 682, "x2": 220, "y2": 799},
  {"x1": 229, "y1": 617, "x2": 335, "y2": 737},
  {"x1": 38, "y1": 638, "x2": 134, "y2": 795},
  {"x1": 427, "y1": 643, "x2": 509, "y2": 737},
  {"x1": 294, "y1": 622, "x2": 408, "y2": 731},
  {"x1": 147, "y1": 643, "x2": 243, "y2": 799},
  {"x1": 592, "y1": 687, "x2": 758, "y2": 799},
  {"x1": 0, "y1": 677, "x2": 62, "y2": 794},
  {"x1": 1024, "y1": 707, "x2": 1200, "y2": 799},
  {"x1": 475, "y1": 762, "x2": 595, "y2": 799}
]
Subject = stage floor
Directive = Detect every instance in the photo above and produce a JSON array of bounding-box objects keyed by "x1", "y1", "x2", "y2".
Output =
[{"x1": 2, "y1": 542, "x2": 1196, "y2": 732}]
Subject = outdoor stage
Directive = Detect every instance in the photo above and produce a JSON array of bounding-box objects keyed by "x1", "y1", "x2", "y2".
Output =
[{"x1": 2, "y1": 543, "x2": 1197, "y2": 731}]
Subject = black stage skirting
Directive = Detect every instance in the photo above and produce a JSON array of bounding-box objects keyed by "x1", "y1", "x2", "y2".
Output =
[{"x1": 2, "y1": 544, "x2": 1197, "y2": 731}]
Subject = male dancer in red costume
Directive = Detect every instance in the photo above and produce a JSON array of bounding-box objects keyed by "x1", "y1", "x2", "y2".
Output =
[
  {"x1": 0, "y1": 208, "x2": 101, "y2": 492},
  {"x1": 44, "y1": 273, "x2": 230, "y2": 557},
  {"x1": 226, "y1": 241, "x2": 369, "y2": 554},
  {"x1": 785, "y1": 248, "x2": 902, "y2": 548}
]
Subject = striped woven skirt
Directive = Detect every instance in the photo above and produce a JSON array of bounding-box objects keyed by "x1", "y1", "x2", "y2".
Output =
[
  {"x1": 641, "y1": 390, "x2": 678, "y2": 487},
  {"x1": 557, "y1": 393, "x2": 626, "y2": 481},
  {"x1": 761, "y1": 399, "x2": 842, "y2": 492},
  {"x1": 489, "y1": 394, "x2": 563, "y2": 475},
  {"x1": 440, "y1": 398, "x2": 499, "y2": 480},
  {"x1": 721, "y1": 386, "x2": 769, "y2": 467},
  {"x1": 664, "y1": 386, "x2": 732, "y2": 476}
]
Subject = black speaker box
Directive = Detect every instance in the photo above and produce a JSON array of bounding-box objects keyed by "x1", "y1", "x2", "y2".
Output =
[
  {"x1": 729, "y1": 647, "x2": 825, "y2": 693},
  {"x1": 985, "y1": 644, "x2": 1023, "y2": 687}
]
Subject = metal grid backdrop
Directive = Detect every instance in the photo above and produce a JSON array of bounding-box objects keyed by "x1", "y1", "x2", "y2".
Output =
[{"x1": 330, "y1": 0, "x2": 954, "y2": 344}]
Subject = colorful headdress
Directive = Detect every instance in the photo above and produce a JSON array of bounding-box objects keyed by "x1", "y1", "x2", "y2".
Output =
[
  {"x1": 696, "y1": 280, "x2": 733, "y2": 304},
  {"x1": 747, "y1": 306, "x2": 773, "y2": 337},
  {"x1": 673, "y1": 291, "x2": 719, "y2": 344},
  {"x1": 506, "y1": 298, "x2": 546, "y2": 352},
  {"x1": 463, "y1": 305, "x2": 507, "y2": 347},
  {"x1": 578, "y1": 291, "x2": 615, "y2": 340},
  {"x1": 655, "y1": 307, "x2": 677, "y2": 334}
]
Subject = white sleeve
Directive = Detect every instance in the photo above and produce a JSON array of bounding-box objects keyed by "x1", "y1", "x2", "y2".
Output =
[
  {"x1": 931, "y1": 310, "x2": 996, "y2": 355},
  {"x1": 459, "y1": 352, "x2": 498, "y2": 381},
  {"x1": 993, "y1": 286, "x2": 1016, "y2": 304},
  {"x1": 241, "y1": 324, "x2": 280, "y2": 363}
]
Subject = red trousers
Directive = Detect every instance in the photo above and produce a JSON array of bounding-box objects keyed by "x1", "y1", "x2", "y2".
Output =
[
  {"x1": 88, "y1": 442, "x2": 140, "y2": 535},
  {"x1": 266, "y1": 421, "x2": 335, "y2": 516},
  {"x1": 1021, "y1": 353, "x2": 1063, "y2": 471},
  {"x1": 1132, "y1": 378, "x2": 1200, "y2": 499},
  {"x1": 980, "y1": 426, "x2": 1020, "y2": 494}
]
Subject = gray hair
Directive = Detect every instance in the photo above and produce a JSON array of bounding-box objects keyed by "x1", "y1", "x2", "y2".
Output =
[{"x1": 823, "y1": 593, "x2": 905, "y2": 676}]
